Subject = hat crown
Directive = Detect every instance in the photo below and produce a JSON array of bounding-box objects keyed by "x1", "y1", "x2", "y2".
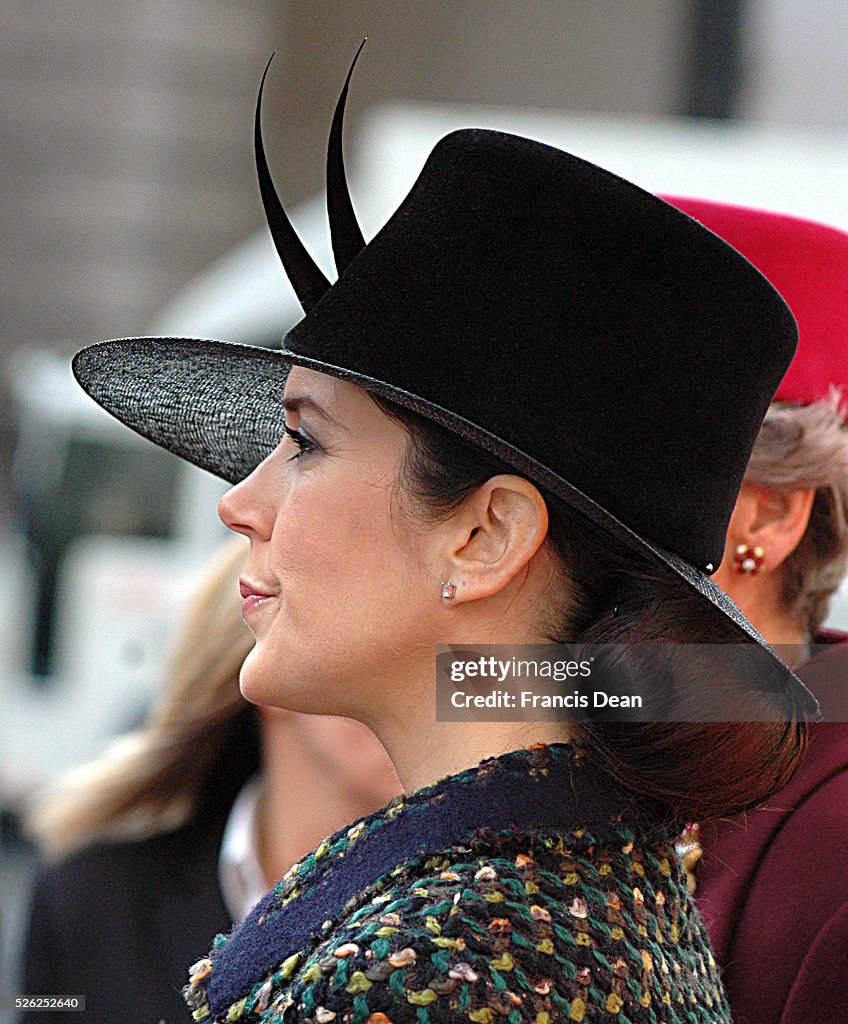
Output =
[{"x1": 284, "y1": 128, "x2": 798, "y2": 570}]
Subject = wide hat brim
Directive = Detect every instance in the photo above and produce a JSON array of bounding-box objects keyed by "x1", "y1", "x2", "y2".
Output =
[{"x1": 73, "y1": 334, "x2": 820, "y2": 718}]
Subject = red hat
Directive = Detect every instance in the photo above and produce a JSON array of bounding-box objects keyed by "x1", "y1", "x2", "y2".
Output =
[{"x1": 662, "y1": 196, "x2": 848, "y2": 405}]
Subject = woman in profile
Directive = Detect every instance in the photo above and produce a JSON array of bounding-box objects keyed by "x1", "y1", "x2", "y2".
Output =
[
  {"x1": 70, "y1": 53, "x2": 819, "y2": 1024},
  {"x1": 20, "y1": 538, "x2": 400, "y2": 1024},
  {"x1": 665, "y1": 197, "x2": 848, "y2": 1024}
]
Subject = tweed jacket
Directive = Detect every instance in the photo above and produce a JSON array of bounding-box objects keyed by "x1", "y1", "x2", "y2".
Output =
[{"x1": 184, "y1": 744, "x2": 730, "y2": 1024}]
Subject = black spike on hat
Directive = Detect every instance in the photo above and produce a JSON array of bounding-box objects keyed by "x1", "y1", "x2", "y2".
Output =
[
  {"x1": 255, "y1": 43, "x2": 367, "y2": 309},
  {"x1": 254, "y1": 54, "x2": 330, "y2": 311},
  {"x1": 326, "y1": 38, "x2": 367, "y2": 273},
  {"x1": 72, "y1": 51, "x2": 820, "y2": 718}
]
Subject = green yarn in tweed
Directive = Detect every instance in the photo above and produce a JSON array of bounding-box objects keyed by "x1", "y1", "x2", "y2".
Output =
[{"x1": 206, "y1": 826, "x2": 729, "y2": 1024}]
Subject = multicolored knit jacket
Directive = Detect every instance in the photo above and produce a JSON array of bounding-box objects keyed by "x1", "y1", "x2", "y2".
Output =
[{"x1": 183, "y1": 744, "x2": 730, "y2": 1024}]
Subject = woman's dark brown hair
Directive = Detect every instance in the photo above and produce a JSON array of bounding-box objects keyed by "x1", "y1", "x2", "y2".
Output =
[{"x1": 374, "y1": 397, "x2": 808, "y2": 822}]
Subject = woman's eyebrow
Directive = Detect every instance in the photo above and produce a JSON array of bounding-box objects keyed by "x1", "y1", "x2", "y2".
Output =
[{"x1": 283, "y1": 395, "x2": 345, "y2": 429}]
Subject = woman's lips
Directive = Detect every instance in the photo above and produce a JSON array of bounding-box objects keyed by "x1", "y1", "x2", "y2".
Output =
[{"x1": 239, "y1": 579, "x2": 276, "y2": 619}]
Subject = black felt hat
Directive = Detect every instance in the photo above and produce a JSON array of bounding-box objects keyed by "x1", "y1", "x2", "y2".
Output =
[{"x1": 73, "y1": 54, "x2": 819, "y2": 717}]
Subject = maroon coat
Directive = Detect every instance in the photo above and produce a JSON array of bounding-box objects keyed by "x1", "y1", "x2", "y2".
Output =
[{"x1": 696, "y1": 631, "x2": 848, "y2": 1024}]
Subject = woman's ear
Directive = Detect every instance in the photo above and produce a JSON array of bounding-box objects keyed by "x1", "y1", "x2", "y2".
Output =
[
  {"x1": 439, "y1": 475, "x2": 550, "y2": 604},
  {"x1": 715, "y1": 481, "x2": 815, "y2": 586}
]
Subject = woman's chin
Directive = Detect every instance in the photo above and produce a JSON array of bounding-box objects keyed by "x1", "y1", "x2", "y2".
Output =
[
  {"x1": 238, "y1": 648, "x2": 282, "y2": 707},
  {"x1": 237, "y1": 648, "x2": 329, "y2": 714}
]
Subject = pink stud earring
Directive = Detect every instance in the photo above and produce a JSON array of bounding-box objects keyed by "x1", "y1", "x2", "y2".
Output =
[{"x1": 441, "y1": 581, "x2": 457, "y2": 600}]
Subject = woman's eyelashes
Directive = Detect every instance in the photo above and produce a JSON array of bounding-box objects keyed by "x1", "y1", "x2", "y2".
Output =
[{"x1": 283, "y1": 423, "x2": 319, "y2": 460}]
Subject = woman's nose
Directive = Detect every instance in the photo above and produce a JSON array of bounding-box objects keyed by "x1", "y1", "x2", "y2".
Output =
[{"x1": 217, "y1": 465, "x2": 273, "y2": 541}]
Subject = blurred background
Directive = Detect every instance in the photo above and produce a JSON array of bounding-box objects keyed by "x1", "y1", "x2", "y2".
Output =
[{"x1": 3, "y1": 0, "x2": 848, "y2": 1014}]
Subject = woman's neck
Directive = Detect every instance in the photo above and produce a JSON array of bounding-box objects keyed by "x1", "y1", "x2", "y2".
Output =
[
  {"x1": 714, "y1": 563, "x2": 809, "y2": 647},
  {"x1": 370, "y1": 712, "x2": 577, "y2": 795},
  {"x1": 738, "y1": 587, "x2": 809, "y2": 647}
]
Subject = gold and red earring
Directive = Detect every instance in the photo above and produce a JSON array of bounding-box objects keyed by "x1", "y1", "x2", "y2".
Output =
[{"x1": 732, "y1": 543, "x2": 765, "y2": 575}]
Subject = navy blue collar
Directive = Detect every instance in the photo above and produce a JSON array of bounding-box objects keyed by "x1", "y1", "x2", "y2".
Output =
[{"x1": 205, "y1": 744, "x2": 667, "y2": 1015}]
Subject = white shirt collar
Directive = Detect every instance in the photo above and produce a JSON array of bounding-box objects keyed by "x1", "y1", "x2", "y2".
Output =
[{"x1": 218, "y1": 774, "x2": 269, "y2": 923}]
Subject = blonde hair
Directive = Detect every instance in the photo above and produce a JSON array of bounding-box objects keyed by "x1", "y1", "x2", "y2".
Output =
[
  {"x1": 746, "y1": 392, "x2": 848, "y2": 637},
  {"x1": 28, "y1": 536, "x2": 257, "y2": 858}
]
